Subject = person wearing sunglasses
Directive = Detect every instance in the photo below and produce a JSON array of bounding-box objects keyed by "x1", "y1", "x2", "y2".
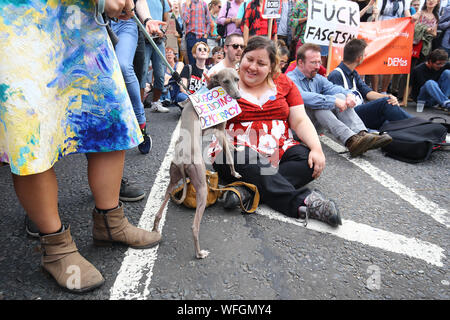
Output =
[
  {"x1": 175, "y1": 42, "x2": 210, "y2": 103},
  {"x1": 207, "y1": 33, "x2": 245, "y2": 76}
]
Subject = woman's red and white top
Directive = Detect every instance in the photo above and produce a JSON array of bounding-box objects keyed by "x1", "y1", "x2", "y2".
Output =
[{"x1": 208, "y1": 73, "x2": 305, "y2": 167}]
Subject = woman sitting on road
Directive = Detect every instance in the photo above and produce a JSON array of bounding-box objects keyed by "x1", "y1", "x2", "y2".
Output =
[
  {"x1": 161, "y1": 47, "x2": 185, "y2": 107},
  {"x1": 211, "y1": 36, "x2": 342, "y2": 227},
  {"x1": 173, "y1": 42, "x2": 210, "y2": 104}
]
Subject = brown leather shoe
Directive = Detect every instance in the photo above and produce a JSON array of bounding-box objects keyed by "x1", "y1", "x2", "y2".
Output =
[
  {"x1": 345, "y1": 132, "x2": 377, "y2": 157},
  {"x1": 92, "y1": 202, "x2": 161, "y2": 249},
  {"x1": 366, "y1": 132, "x2": 393, "y2": 150},
  {"x1": 40, "y1": 225, "x2": 104, "y2": 293}
]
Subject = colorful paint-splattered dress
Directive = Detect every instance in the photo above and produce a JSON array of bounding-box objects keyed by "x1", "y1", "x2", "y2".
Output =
[{"x1": 0, "y1": 0, "x2": 142, "y2": 176}]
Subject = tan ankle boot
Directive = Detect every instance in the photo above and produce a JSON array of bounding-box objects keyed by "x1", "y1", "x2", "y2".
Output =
[
  {"x1": 92, "y1": 202, "x2": 161, "y2": 249},
  {"x1": 40, "y1": 225, "x2": 104, "y2": 293}
]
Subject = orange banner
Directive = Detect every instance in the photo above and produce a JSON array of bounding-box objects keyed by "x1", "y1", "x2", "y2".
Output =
[{"x1": 329, "y1": 17, "x2": 414, "y2": 75}]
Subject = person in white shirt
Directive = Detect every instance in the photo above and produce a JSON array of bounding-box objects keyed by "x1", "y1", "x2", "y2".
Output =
[{"x1": 207, "y1": 33, "x2": 245, "y2": 76}]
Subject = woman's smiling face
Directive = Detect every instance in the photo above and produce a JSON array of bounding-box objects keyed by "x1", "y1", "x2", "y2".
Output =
[{"x1": 239, "y1": 48, "x2": 272, "y2": 87}]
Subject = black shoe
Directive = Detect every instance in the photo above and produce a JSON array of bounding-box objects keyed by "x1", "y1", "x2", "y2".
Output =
[
  {"x1": 138, "y1": 129, "x2": 152, "y2": 154},
  {"x1": 119, "y1": 178, "x2": 146, "y2": 202},
  {"x1": 223, "y1": 186, "x2": 252, "y2": 210},
  {"x1": 299, "y1": 190, "x2": 342, "y2": 227},
  {"x1": 25, "y1": 215, "x2": 40, "y2": 238}
]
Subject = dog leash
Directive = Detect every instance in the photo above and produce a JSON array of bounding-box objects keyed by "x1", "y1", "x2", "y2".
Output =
[
  {"x1": 94, "y1": 1, "x2": 189, "y2": 93},
  {"x1": 130, "y1": 13, "x2": 189, "y2": 93}
]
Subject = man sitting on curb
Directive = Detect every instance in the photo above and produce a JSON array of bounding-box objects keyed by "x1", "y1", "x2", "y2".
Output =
[
  {"x1": 328, "y1": 38, "x2": 413, "y2": 131},
  {"x1": 287, "y1": 43, "x2": 392, "y2": 157},
  {"x1": 410, "y1": 49, "x2": 450, "y2": 111}
]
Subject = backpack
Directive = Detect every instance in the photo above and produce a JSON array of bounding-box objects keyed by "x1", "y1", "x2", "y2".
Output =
[
  {"x1": 379, "y1": 117, "x2": 449, "y2": 163},
  {"x1": 217, "y1": 1, "x2": 231, "y2": 38}
]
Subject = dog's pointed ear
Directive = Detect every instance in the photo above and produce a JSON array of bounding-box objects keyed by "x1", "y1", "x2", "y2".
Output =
[{"x1": 207, "y1": 73, "x2": 220, "y2": 89}]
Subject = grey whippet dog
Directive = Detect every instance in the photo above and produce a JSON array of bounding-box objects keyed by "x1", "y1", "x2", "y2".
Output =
[{"x1": 152, "y1": 68, "x2": 242, "y2": 259}]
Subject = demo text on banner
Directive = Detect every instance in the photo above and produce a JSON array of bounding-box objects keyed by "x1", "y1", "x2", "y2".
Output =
[
  {"x1": 328, "y1": 17, "x2": 415, "y2": 75},
  {"x1": 261, "y1": 0, "x2": 282, "y2": 19}
]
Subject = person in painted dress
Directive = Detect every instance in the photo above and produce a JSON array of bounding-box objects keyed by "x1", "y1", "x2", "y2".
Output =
[{"x1": 0, "y1": 0, "x2": 164, "y2": 292}]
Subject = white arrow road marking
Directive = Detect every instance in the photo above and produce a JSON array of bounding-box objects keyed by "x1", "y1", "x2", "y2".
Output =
[
  {"x1": 109, "y1": 129, "x2": 446, "y2": 299},
  {"x1": 320, "y1": 135, "x2": 449, "y2": 228}
]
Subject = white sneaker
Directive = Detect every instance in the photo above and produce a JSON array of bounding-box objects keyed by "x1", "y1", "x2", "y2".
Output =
[{"x1": 150, "y1": 101, "x2": 169, "y2": 113}]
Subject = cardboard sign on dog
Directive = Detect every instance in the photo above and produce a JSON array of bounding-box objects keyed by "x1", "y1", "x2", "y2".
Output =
[{"x1": 189, "y1": 86, "x2": 242, "y2": 130}]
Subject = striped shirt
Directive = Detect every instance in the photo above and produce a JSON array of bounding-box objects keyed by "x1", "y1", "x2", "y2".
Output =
[{"x1": 181, "y1": 0, "x2": 212, "y2": 38}]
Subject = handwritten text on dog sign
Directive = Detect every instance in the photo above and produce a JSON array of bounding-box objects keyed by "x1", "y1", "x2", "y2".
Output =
[{"x1": 189, "y1": 86, "x2": 242, "y2": 130}]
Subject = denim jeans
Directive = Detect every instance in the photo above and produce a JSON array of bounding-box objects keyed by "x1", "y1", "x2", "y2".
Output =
[
  {"x1": 417, "y1": 69, "x2": 450, "y2": 107},
  {"x1": 142, "y1": 40, "x2": 166, "y2": 91},
  {"x1": 355, "y1": 97, "x2": 412, "y2": 130},
  {"x1": 186, "y1": 32, "x2": 207, "y2": 65},
  {"x1": 111, "y1": 20, "x2": 146, "y2": 125}
]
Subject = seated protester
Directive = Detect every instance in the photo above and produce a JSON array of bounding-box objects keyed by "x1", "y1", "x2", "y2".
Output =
[
  {"x1": 207, "y1": 33, "x2": 245, "y2": 76},
  {"x1": 210, "y1": 36, "x2": 342, "y2": 227},
  {"x1": 410, "y1": 48, "x2": 450, "y2": 110},
  {"x1": 207, "y1": 46, "x2": 225, "y2": 69},
  {"x1": 328, "y1": 39, "x2": 413, "y2": 131},
  {"x1": 287, "y1": 43, "x2": 391, "y2": 157},
  {"x1": 161, "y1": 47, "x2": 185, "y2": 106},
  {"x1": 174, "y1": 41, "x2": 210, "y2": 103},
  {"x1": 278, "y1": 45, "x2": 290, "y2": 74}
]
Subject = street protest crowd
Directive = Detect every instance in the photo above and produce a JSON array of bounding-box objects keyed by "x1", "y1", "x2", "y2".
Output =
[{"x1": 0, "y1": 0, "x2": 449, "y2": 293}]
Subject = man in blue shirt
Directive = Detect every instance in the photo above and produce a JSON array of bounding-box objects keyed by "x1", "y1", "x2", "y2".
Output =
[
  {"x1": 328, "y1": 38, "x2": 412, "y2": 130},
  {"x1": 287, "y1": 43, "x2": 391, "y2": 157}
]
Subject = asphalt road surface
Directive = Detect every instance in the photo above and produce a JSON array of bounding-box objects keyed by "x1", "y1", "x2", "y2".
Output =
[{"x1": 0, "y1": 103, "x2": 449, "y2": 303}]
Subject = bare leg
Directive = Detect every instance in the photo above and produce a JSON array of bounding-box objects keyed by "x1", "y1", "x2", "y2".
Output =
[
  {"x1": 381, "y1": 74, "x2": 393, "y2": 93},
  {"x1": 87, "y1": 151, "x2": 125, "y2": 210},
  {"x1": 12, "y1": 168, "x2": 61, "y2": 234},
  {"x1": 371, "y1": 75, "x2": 379, "y2": 92}
]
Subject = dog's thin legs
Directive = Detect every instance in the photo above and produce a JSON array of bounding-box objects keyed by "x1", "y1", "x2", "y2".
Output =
[
  {"x1": 186, "y1": 164, "x2": 209, "y2": 259},
  {"x1": 153, "y1": 164, "x2": 183, "y2": 232}
]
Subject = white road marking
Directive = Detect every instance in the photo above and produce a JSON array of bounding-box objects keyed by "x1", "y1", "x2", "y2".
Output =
[
  {"x1": 109, "y1": 121, "x2": 181, "y2": 300},
  {"x1": 320, "y1": 135, "x2": 449, "y2": 228},
  {"x1": 257, "y1": 206, "x2": 445, "y2": 267},
  {"x1": 109, "y1": 129, "x2": 446, "y2": 299}
]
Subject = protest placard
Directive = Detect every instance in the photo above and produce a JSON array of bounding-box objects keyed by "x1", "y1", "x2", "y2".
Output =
[
  {"x1": 328, "y1": 17, "x2": 415, "y2": 75},
  {"x1": 261, "y1": 0, "x2": 282, "y2": 19},
  {"x1": 304, "y1": 0, "x2": 360, "y2": 47},
  {"x1": 189, "y1": 87, "x2": 242, "y2": 130}
]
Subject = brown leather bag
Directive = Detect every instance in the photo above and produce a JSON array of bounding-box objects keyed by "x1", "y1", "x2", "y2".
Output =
[{"x1": 170, "y1": 170, "x2": 260, "y2": 213}]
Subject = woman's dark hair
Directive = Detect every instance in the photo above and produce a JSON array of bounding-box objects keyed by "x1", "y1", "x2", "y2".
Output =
[
  {"x1": 240, "y1": 36, "x2": 280, "y2": 79},
  {"x1": 421, "y1": 0, "x2": 440, "y2": 22}
]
